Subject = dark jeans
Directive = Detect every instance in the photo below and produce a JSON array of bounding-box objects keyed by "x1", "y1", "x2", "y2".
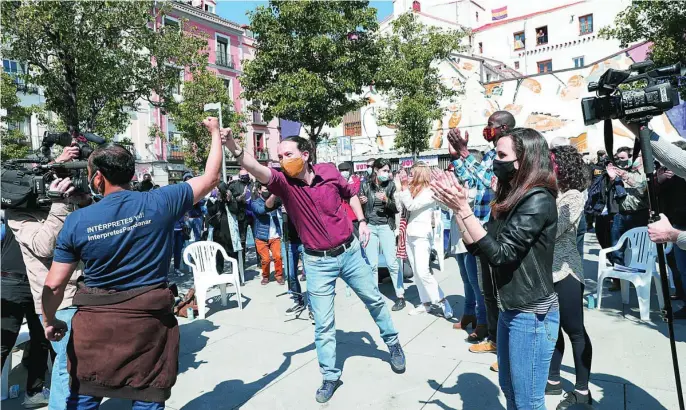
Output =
[
  {"x1": 610, "y1": 209, "x2": 650, "y2": 265},
  {"x1": 673, "y1": 224, "x2": 686, "y2": 300},
  {"x1": 172, "y1": 230, "x2": 185, "y2": 270},
  {"x1": 478, "y1": 256, "x2": 499, "y2": 343},
  {"x1": 285, "y1": 241, "x2": 310, "y2": 308},
  {"x1": 1, "y1": 277, "x2": 52, "y2": 395},
  {"x1": 594, "y1": 214, "x2": 614, "y2": 250},
  {"x1": 548, "y1": 275, "x2": 593, "y2": 391}
]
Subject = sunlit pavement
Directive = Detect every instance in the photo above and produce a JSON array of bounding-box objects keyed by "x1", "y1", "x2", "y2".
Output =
[{"x1": 4, "y1": 235, "x2": 686, "y2": 409}]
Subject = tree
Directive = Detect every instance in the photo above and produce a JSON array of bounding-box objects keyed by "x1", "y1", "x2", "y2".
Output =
[
  {"x1": 377, "y1": 13, "x2": 465, "y2": 158},
  {"x1": 600, "y1": 2, "x2": 686, "y2": 97},
  {"x1": 1, "y1": 1, "x2": 208, "y2": 139},
  {"x1": 167, "y1": 70, "x2": 246, "y2": 172},
  {"x1": 241, "y1": 0, "x2": 383, "y2": 162},
  {"x1": 1, "y1": 73, "x2": 33, "y2": 160}
]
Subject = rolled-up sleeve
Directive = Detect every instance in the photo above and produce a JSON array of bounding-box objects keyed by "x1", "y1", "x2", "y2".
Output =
[
  {"x1": 678, "y1": 231, "x2": 686, "y2": 251},
  {"x1": 337, "y1": 174, "x2": 360, "y2": 199},
  {"x1": 267, "y1": 168, "x2": 288, "y2": 198}
]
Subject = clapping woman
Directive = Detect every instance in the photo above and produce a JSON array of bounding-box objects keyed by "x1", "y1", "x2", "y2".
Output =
[{"x1": 431, "y1": 128, "x2": 559, "y2": 409}]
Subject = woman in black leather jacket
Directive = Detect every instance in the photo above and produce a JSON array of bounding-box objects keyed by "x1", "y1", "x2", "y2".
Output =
[
  {"x1": 432, "y1": 128, "x2": 559, "y2": 410},
  {"x1": 359, "y1": 158, "x2": 405, "y2": 311}
]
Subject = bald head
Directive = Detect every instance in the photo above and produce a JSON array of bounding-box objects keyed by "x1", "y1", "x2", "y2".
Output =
[{"x1": 489, "y1": 111, "x2": 516, "y2": 130}]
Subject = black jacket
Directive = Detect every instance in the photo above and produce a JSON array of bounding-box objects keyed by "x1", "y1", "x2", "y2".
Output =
[
  {"x1": 468, "y1": 188, "x2": 557, "y2": 311},
  {"x1": 360, "y1": 180, "x2": 399, "y2": 230}
]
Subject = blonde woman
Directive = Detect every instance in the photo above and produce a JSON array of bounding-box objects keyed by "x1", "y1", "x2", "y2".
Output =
[{"x1": 396, "y1": 162, "x2": 453, "y2": 318}]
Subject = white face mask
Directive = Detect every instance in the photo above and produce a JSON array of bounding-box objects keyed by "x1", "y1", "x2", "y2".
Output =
[{"x1": 340, "y1": 171, "x2": 350, "y2": 179}]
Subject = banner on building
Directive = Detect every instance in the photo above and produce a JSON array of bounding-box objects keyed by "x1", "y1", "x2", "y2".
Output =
[
  {"x1": 491, "y1": 6, "x2": 507, "y2": 21},
  {"x1": 399, "y1": 155, "x2": 439, "y2": 168}
]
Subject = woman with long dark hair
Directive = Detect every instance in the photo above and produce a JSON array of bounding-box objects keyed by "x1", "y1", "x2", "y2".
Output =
[
  {"x1": 432, "y1": 128, "x2": 559, "y2": 409},
  {"x1": 547, "y1": 145, "x2": 593, "y2": 409},
  {"x1": 359, "y1": 158, "x2": 405, "y2": 310}
]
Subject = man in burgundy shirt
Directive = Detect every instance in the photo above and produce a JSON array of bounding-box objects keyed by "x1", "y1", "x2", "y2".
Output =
[{"x1": 222, "y1": 134, "x2": 405, "y2": 403}]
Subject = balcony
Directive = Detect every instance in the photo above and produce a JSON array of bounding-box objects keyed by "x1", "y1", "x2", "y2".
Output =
[
  {"x1": 252, "y1": 110, "x2": 267, "y2": 125},
  {"x1": 167, "y1": 144, "x2": 185, "y2": 161},
  {"x1": 216, "y1": 50, "x2": 235, "y2": 69}
]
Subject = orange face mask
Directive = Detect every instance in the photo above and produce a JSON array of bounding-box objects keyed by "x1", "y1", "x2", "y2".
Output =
[{"x1": 280, "y1": 157, "x2": 305, "y2": 178}]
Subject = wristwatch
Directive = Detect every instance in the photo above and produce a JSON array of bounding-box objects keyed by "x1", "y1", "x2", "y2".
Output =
[
  {"x1": 358, "y1": 218, "x2": 367, "y2": 224},
  {"x1": 233, "y1": 148, "x2": 244, "y2": 159}
]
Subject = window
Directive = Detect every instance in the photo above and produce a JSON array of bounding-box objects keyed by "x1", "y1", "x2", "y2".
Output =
[
  {"x1": 537, "y1": 59, "x2": 552, "y2": 73},
  {"x1": 579, "y1": 14, "x2": 593, "y2": 35},
  {"x1": 478, "y1": 42, "x2": 483, "y2": 54},
  {"x1": 254, "y1": 132, "x2": 265, "y2": 155},
  {"x1": 535, "y1": 26, "x2": 548, "y2": 45},
  {"x1": 486, "y1": 73, "x2": 491, "y2": 82},
  {"x1": 514, "y1": 61, "x2": 520, "y2": 69},
  {"x1": 513, "y1": 31, "x2": 525, "y2": 50},
  {"x1": 204, "y1": 4, "x2": 215, "y2": 14},
  {"x1": 171, "y1": 69, "x2": 184, "y2": 95},
  {"x1": 3, "y1": 59, "x2": 24, "y2": 86},
  {"x1": 163, "y1": 16, "x2": 180, "y2": 30},
  {"x1": 343, "y1": 110, "x2": 362, "y2": 137},
  {"x1": 223, "y1": 78, "x2": 233, "y2": 99},
  {"x1": 573, "y1": 56, "x2": 584, "y2": 68},
  {"x1": 216, "y1": 35, "x2": 231, "y2": 67}
]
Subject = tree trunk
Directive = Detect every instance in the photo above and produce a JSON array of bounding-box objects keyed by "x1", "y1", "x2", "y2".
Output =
[
  {"x1": 63, "y1": 54, "x2": 79, "y2": 135},
  {"x1": 305, "y1": 124, "x2": 322, "y2": 164}
]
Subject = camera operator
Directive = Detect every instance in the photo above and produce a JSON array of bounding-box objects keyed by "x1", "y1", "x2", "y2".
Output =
[
  {"x1": 40, "y1": 117, "x2": 225, "y2": 409},
  {"x1": 4, "y1": 146, "x2": 84, "y2": 409},
  {"x1": 618, "y1": 121, "x2": 686, "y2": 254}
]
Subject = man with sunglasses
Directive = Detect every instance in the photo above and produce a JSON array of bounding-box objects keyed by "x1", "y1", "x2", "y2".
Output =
[{"x1": 447, "y1": 110, "x2": 516, "y2": 371}]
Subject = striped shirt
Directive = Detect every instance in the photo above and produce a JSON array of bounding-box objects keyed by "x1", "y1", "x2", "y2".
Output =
[
  {"x1": 498, "y1": 292, "x2": 559, "y2": 314},
  {"x1": 452, "y1": 149, "x2": 496, "y2": 226}
]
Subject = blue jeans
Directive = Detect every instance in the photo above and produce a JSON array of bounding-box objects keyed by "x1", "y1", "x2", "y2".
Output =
[
  {"x1": 172, "y1": 230, "x2": 185, "y2": 270},
  {"x1": 286, "y1": 241, "x2": 309, "y2": 308},
  {"x1": 455, "y1": 252, "x2": 486, "y2": 325},
  {"x1": 366, "y1": 224, "x2": 404, "y2": 298},
  {"x1": 498, "y1": 308, "x2": 560, "y2": 410},
  {"x1": 40, "y1": 307, "x2": 77, "y2": 410},
  {"x1": 188, "y1": 218, "x2": 203, "y2": 242},
  {"x1": 303, "y1": 238, "x2": 399, "y2": 381},
  {"x1": 610, "y1": 209, "x2": 649, "y2": 265},
  {"x1": 67, "y1": 395, "x2": 163, "y2": 410}
]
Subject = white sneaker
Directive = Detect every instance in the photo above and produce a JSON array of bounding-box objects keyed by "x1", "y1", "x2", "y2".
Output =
[
  {"x1": 409, "y1": 304, "x2": 430, "y2": 316},
  {"x1": 442, "y1": 300, "x2": 454, "y2": 319}
]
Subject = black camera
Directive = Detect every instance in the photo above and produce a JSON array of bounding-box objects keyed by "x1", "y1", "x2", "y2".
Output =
[
  {"x1": 1, "y1": 131, "x2": 105, "y2": 209},
  {"x1": 581, "y1": 60, "x2": 681, "y2": 125}
]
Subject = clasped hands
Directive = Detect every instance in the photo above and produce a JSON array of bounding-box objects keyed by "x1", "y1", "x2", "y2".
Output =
[{"x1": 430, "y1": 169, "x2": 472, "y2": 217}]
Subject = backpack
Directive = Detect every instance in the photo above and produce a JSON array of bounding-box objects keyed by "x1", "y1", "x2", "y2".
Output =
[{"x1": 1, "y1": 168, "x2": 36, "y2": 209}]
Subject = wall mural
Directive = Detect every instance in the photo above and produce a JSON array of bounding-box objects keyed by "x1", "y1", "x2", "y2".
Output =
[{"x1": 347, "y1": 46, "x2": 684, "y2": 160}]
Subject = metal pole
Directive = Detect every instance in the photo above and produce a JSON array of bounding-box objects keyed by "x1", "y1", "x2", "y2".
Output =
[
  {"x1": 638, "y1": 122, "x2": 684, "y2": 410},
  {"x1": 218, "y1": 103, "x2": 245, "y2": 285}
]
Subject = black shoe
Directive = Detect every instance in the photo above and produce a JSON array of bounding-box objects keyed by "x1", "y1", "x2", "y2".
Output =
[
  {"x1": 556, "y1": 391, "x2": 592, "y2": 409},
  {"x1": 309, "y1": 310, "x2": 315, "y2": 325},
  {"x1": 673, "y1": 307, "x2": 686, "y2": 319},
  {"x1": 315, "y1": 380, "x2": 341, "y2": 403},
  {"x1": 392, "y1": 298, "x2": 406, "y2": 311},
  {"x1": 285, "y1": 303, "x2": 306, "y2": 316},
  {"x1": 389, "y1": 343, "x2": 406, "y2": 373},
  {"x1": 545, "y1": 381, "x2": 563, "y2": 396}
]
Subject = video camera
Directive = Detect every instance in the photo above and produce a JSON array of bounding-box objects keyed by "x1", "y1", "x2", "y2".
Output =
[
  {"x1": 581, "y1": 60, "x2": 681, "y2": 125},
  {"x1": 1, "y1": 130, "x2": 105, "y2": 209}
]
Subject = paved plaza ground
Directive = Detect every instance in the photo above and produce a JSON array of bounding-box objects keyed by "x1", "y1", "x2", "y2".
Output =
[{"x1": 5, "y1": 234, "x2": 686, "y2": 409}]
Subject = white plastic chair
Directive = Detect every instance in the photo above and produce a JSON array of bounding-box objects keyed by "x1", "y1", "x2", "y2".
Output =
[
  {"x1": 597, "y1": 227, "x2": 665, "y2": 321},
  {"x1": 1, "y1": 323, "x2": 31, "y2": 400},
  {"x1": 183, "y1": 241, "x2": 243, "y2": 319}
]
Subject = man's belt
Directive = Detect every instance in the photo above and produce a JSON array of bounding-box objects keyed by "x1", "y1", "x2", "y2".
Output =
[{"x1": 304, "y1": 235, "x2": 355, "y2": 258}]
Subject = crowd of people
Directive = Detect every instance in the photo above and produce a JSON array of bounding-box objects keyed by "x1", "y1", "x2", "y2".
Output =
[{"x1": 2, "y1": 109, "x2": 686, "y2": 410}]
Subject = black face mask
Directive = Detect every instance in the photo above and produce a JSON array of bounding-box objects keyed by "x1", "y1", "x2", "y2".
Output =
[
  {"x1": 261, "y1": 191, "x2": 271, "y2": 200},
  {"x1": 493, "y1": 159, "x2": 517, "y2": 184},
  {"x1": 240, "y1": 175, "x2": 250, "y2": 183},
  {"x1": 616, "y1": 159, "x2": 630, "y2": 169}
]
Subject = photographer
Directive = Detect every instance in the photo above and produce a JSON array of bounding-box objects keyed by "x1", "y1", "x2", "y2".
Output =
[
  {"x1": 4, "y1": 146, "x2": 84, "y2": 409},
  {"x1": 40, "y1": 117, "x2": 225, "y2": 409}
]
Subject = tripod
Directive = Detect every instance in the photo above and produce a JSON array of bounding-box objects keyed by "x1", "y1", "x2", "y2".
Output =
[{"x1": 635, "y1": 120, "x2": 684, "y2": 409}]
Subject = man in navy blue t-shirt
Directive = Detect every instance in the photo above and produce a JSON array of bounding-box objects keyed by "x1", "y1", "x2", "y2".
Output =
[{"x1": 41, "y1": 117, "x2": 229, "y2": 409}]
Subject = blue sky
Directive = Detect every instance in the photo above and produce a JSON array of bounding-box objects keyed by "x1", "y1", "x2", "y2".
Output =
[{"x1": 216, "y1": 1, "x2": 394, "y2": 26}]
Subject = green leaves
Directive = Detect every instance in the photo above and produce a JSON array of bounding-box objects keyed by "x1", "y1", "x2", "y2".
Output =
[
  {"x1": 600, "y1": 2, "x2": 686, "y2": 98},
  {"x1": 1, "y1": 0, "x2": 208, "y2": 138},
  {"x1": 166, "y1": 70, "x2": 246, "y2": 172},
  {"x1": 241, "y1": 0, "x2": 382, "y2": 161},
  {"x1": 377, "y1": 13, "x2": 465, "y2": 157},
  {"x1": 1, "y1": 73, "x2": 32, "y2": 160}
]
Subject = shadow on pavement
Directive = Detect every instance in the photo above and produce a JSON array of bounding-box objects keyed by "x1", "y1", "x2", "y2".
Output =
[
  {"x1": 177, "y1": 320, "x2": 221, "y2": 375},
  {"x1": 423, "y1": 372, "x2": 505, "y2": 410},
  {"x1": 179, "y1": 342, "x2": 315, "y2": 410}
]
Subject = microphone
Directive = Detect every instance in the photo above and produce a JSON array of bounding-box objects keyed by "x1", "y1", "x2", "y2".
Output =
[{"x1": 82, "y1": 132, "x2": 106, "y2": 145}]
